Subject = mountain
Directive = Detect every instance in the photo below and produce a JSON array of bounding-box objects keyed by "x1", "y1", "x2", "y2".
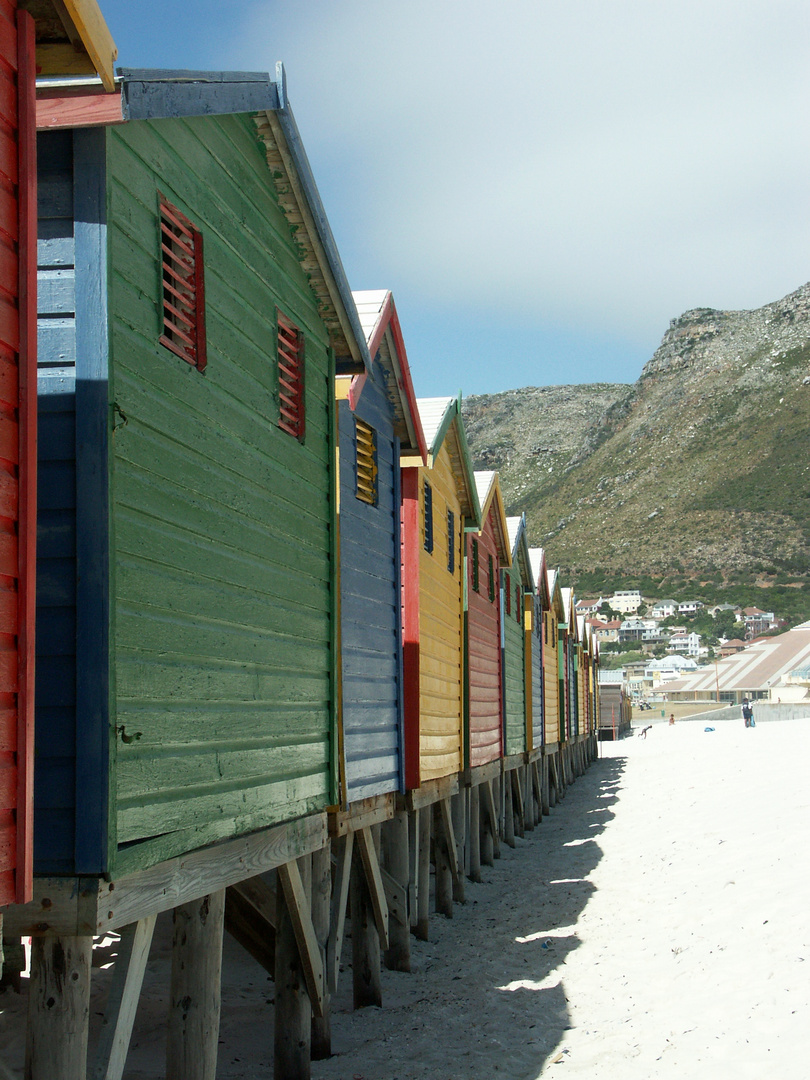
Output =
[{"x1": 462, "y1": 282, "x2": 810, "y2": 613}]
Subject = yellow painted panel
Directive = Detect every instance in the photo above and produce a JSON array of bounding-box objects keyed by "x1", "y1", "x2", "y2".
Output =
[{"x1": 417, "y1": 441, "x2": 464, "y2": 778}]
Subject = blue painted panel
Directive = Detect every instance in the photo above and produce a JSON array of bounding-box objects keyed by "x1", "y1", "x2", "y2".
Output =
[
  {"x1": 339, "y1": 377, "x2": 402, "y2": 801},
  {"x1": 72, "y1": 127, "x2": 111, "y2": 873},
  {"x1": 34, "y1": 130, "x2": 78, "y2": 875}
]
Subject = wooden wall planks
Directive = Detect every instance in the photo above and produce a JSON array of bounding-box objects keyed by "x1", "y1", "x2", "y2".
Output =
[
  {"x1": 107, "y1": 112, "x2": 335, "y2": 874},
  {"x1": 465, "y1": 503, "x2": 502, "y2": 769},
  {"x1": 338, "y1": 378, "x2": 402, "y2": 802},
  {"x1": 415, "y1": 440, "x2": 464, "y2": 783}
]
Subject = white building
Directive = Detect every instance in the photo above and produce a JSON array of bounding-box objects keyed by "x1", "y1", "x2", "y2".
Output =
[
  {"x1": 609, "y1": 589, "x2": 643, "y2": 614},
  {"x1": 650, "y1": 600, "x2": 677, "y2": 619},
  {"x1": 678, "y1": 600, "x2": 705, "y2": 615},
  {"x1": 668, "y1": 631, "x2": 702, "y2": 657}
]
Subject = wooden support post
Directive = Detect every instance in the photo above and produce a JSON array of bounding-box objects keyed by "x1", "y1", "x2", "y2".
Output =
[
  {"x1": 534, "y1": 761, "x2": 541, "y2": 823},
  {"x1": 504, "y1": 769, "x2": 516, "y2": 848},
  {"x1": 541, "y1": 756, "x2": 550, "y2": 815},
  {"x1": 468, "y1": 784, "x2": 481, "y2": 881},
  {"x1": 350, "y1": 837, "x2": 382, "y2": 1009},
  {"x1": 166, "y1": 890, "x2": 225, "y2": 1080},
  {"x1": 275, "y1": 871, "x2": 312, "y2": 1080},
  {"x1": 451, "y1": 791, "x2": 466, "y2": 903},
  {"x1": 481, "y1": 779, "x2": 499, "y2": 864},
  {"x1": 311, "y1": 843, "x2": 332, "y2": 1060},
  {"x1": 26, "y1": 935, "x2": 93, "y2": 1080},
  {"x1": 383, "y1": 811, "x2": 411, "y2": 972},
  {"x1": 416, "y1": 803, "x2": 431, "y2": 940},
  {"x1": 522, "y1": 764, "x2": 534, "y2": 830},
  {"x1": 356, "y1": 826, "x2": 389, "y2": 949},
  {"x1": 493, "y1": 774, "x2": 503, "y2": 845},
  {"x1": 433, "y1": 802, "x2": 453, "y2": 918},
  {"x1": 408, "y1": 809, "x2": 420, "y2": 929},
  {"x1": 513, "y1": 768, "x2": 525, "y2": 838},
  {"x1": 277, "y1": 859, "x2": 325, "y2": 1018},
  {"x1": 327, "y1": 832, "x2": 353, "y2": 993},
  {"x1": 93, "y1": 914, "x2": 157, "y2": 1080},
  {"x1": 438, "y1": 798, "x2": 460, "y2": 886}
]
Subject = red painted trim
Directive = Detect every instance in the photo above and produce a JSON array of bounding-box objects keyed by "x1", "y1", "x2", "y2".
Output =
[
  {"x1": 401, "y1": 467, "x2": 421, "y2": 790},
  {"x1": 36, "y1": 87, "x2": 124, "y2": 130},
  {"x1": 347, "y1": 371, "x2": 366, "y2": 411},
  {"x1": 386, "y1": 300, "x2": 428, "y2": 464},
  {"x1": 15, "y1": 6, "x2": 36, "y2": 906}
]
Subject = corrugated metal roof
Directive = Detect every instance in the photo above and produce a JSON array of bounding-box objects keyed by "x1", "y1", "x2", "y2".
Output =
[
  {"x1": 350, "y1": 290, "x2": 427, "y2": 459},
  {"x1": 506, "y1": 515, "x2": 522, "y2": 551},
  {"x1": 528, "y1": 549, "x2": 542, "y2": 581},
  {"x1": 418, "y1": 397, "x2": 455, "y2": 451},
  {"x1": 352, "y1": 290, "x2": 388, "y2": 342},
  {"x1": 474, "y1": 470, "x2": 496, "y2": 507},
  {"x1": 665, "y1": 621, "x2": 810, "y2": 694}
]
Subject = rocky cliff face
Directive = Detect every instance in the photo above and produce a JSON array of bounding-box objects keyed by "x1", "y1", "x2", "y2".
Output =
[{"x1": 462, "y1": 282, "x2": 810, "y2": 591}]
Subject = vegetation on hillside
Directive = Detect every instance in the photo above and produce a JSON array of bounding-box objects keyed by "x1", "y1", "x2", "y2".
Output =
[{"x1": 463, "y1": 284, "x2": 810, "y2": 628}]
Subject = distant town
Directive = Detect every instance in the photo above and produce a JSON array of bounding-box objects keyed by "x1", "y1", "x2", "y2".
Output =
[{"x1": 589, "y1": 588, "x2": 810, "y2": 709}]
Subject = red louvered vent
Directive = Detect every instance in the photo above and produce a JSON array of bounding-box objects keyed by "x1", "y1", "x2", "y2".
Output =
[
  {"x1": 159, "y1": 194, "x2": 206, "y2": 371},
  {"x1": 277, "y1": 310, "x2": 305, "y2": 440}
]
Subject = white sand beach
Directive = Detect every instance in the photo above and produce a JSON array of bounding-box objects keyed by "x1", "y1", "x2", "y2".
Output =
[{"x1": 2, "y1": 714, "x2": 809, "y2": 1078}]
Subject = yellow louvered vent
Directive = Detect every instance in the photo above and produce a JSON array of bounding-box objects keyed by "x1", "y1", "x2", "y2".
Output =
[{"x1": 355, "y1": 418, "x2": 378, "y2": 505}]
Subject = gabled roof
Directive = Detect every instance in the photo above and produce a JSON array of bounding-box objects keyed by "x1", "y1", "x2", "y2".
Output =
[
  {"x1": 472, "y1": 471, "x2": 510, "y2": 565},
  {"x1": 37, "y1": 65, "x2": 371, "y2": 374},
  {"x1": 561, "y1": 588, "x2": 577, "y2": 637},
  {"x1": 527, "y1": 548, "x2": 549, "y2": 607},
  {"x1": 505, "y1": 515, "x2": 533, "y2": 590},
  {"x1": 349, "y1": 290, "x2": 427, "y2": 461},
  {"x1": 31, "y1": 0, "x2": 117, "y2": 90},
  {"x1": 415, "y1": 396, "x2": 480, "y2": 527}
]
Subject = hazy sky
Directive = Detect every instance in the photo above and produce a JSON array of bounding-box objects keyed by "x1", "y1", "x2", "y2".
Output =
[{"x1": 99, "y1": 1, "x2": 810, "y2": 396}]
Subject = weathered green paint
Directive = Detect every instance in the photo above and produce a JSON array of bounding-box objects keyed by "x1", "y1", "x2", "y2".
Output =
[
  {"x1": 502, "y1": 565, "x2": 526, "y2": 758},
  {"x1": 106, "y1": 113, "x2": 335, "y2": 874}
]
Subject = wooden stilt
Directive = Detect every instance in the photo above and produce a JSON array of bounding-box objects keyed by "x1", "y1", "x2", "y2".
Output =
[
  {"x1": 311, "y1": 843, "x2": 332, "y2": 1060},
  {"x1": 534, "y1": 761, "x2": 541, "y2": 824},
  {"x1": 481, "y1": 779, "x2": 499, "y2": 863},
  {"x1": 26, "y1": 935, "x2": 93, "y2": 1080},
  {"x1": 451, "y1": 791, "x2": 466, "y2": 903},
  {"x1": 275, "y1": 871, "x2": 312, "y2": 1080},
  {"x1": 541, "y1": 756, "x2": 550, "y2": 815},
  {"x1": 350, "y1": 838, "x2": 382, "y2": 1008},
  {"x1": 166, "y1": 890, "x2": 225, "y2": 1080},
  {"x1": 416, "y1": 805, "x2": 430, "y2": 940},
  {"x1": 468, "y1": 784, "x2": 481, "y2": 882},
  {"x1": 408, "y1": 809, "x2": 420, "y2": 930},
  {"x1": 503, "y1": 770, "x2": 516, "y2": 848},
  {"x1": 513, "y1": 769, "x2": 525, "y2": 838},
  {"x1": 383, "y1": 811, "x2": 411, "y2": 972},
  {"x1": 93, "y1": 914, "x2": 157, "y2": 1080},
  {"x1": 493, "y1": 775, "x2": 503, "y2": 844},
  {"x1": 327, "y1": 833, "x2": 353, "y2": 993},
  {"x1": 433, "y1": 802, "x2": 453, "y2": 918},
  {"x1": 523, "y1": 764, "x2": 534, "y2": 830}
]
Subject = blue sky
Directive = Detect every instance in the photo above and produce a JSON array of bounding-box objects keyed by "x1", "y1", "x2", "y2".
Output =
[{"x1": 98, "y1": 1, "x2": 810, "y2": 398}]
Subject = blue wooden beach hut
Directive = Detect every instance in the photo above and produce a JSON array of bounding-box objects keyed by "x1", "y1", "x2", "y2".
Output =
[{"x1": 336, "y1": 290, "x2": 426, "y2": 806}]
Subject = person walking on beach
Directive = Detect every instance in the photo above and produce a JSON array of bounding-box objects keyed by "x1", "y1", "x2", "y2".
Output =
[
  {"x1": 742, "y1": 698, "x2": 753, "y2": 727},
  {"x1": 669, "y1": 713, "x2": 675, "y2": 726}
]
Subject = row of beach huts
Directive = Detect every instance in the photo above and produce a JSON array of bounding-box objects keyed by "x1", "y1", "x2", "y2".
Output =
[{"x1": 0, "y1": 6, "x2": 603, "y2": 1078}]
